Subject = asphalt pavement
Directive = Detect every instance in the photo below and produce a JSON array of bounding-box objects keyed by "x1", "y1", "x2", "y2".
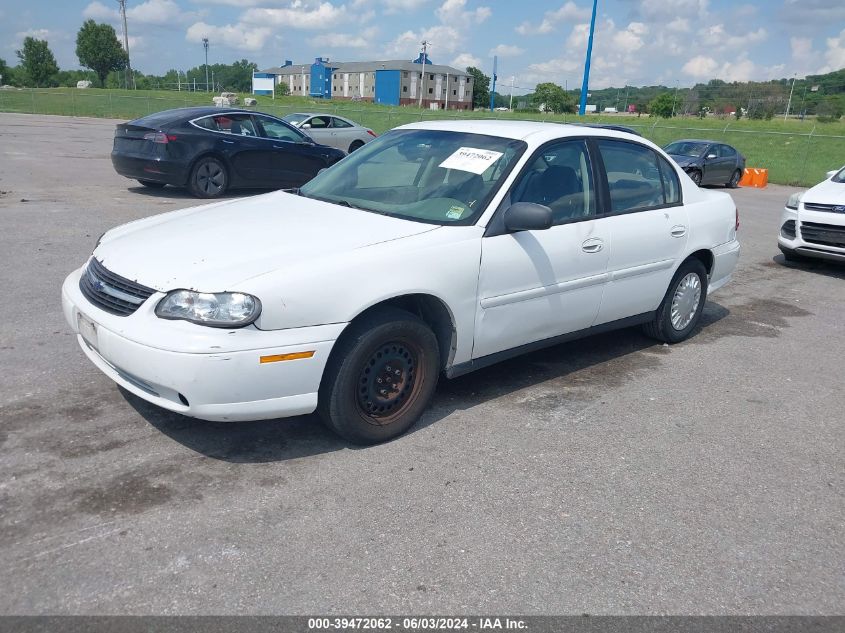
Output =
[{"x1": 0, "y1": 113, "x2": 842, "y2": 615}]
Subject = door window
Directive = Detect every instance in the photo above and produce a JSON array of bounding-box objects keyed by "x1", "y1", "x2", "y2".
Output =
[
  {"x1": 509, "y1": 140, "x2": 595, "y2": 224},
  {"x1": 597, "y1": 139, "x2": 675, "y2": 213},
  {"x1": 331, "y1": 117, "x2": 353, "y2": 128},
  {"x1": 306, "y1": 116, "x2": 331, "y2": 129},
  {"x1": 254, "y1": 115, "x2": 306, "y2": 142},
  {"x1": 194, "y1": 114, "x2": 257, "y2": 136}
]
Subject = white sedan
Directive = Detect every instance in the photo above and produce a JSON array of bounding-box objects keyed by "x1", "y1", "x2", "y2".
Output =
[
  {"x1": 779, "y1": 166, "x2": 845, "y2": 264},
  {"x1": 62, "y1": 121, "x2": 741, "y2": 444}
]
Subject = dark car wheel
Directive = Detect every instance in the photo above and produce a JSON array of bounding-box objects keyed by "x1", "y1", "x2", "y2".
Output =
[
  {"x1": 348, "y1": 140, "x2": 364, "y2": 153},
  {"x1": 318, "y1": 307, "x2": 440, "y2": 445},
  {"x1": 189, "y1": 156, "x2": 228, "y2": 198},
  {"x1": 643, "y1": 258, "x2": 708, "y2": 344},
  {"x1": 688, "y1": 169, "x2": 702, "y2": 186},
  {"x1": 727, "y1": 169, "x2": 742, "y2": 188},
  {"x1": 137, "y1": 180, "x2": 166, "y2": 189}
]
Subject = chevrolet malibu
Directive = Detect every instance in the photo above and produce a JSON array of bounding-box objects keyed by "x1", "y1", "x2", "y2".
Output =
[{"x1": 63, "y1": 121, "x2": 741, "y2": 444}]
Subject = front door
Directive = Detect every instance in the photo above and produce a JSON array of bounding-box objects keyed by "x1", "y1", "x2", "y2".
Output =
[
  {"x1": 254, "y1": 114, "x2": 328, "y2": 187},
  {"x1": 473, "y1": 139, "x2": 609, "y2": 359}
]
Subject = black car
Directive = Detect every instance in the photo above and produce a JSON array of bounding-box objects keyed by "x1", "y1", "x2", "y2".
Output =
[
  {"x1": 111, "y1": 107, "x2": 346, "y2": 198},
  {"x1": 663, "y1": 139, "x2": 746, "y2": 188}
]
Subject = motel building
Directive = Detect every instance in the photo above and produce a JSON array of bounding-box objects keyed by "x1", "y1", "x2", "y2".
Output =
[{"x1": 258, "y1": 54, "x2": 474, "y2": 110}]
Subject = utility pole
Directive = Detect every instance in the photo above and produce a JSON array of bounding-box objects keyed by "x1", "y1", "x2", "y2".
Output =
[
  {"x1": 671, "y1": 79, "x2": 680, "y2": 117},
  {"x1": 784, "y1": 73, "x2": 797, "y2": 121},
  {"x1": 117, "y1": 0, "x2": 132, "y2": 90},
  {"x1": 509, "y1": 75, "x2": 515, "y2": 110},
  {"x1": 579, "y1": 0, "x2": 598, "y2": 116},
  {"x1": 203, "y1": 37, "x2": 209, "y2": 92},
  {"x1": 418, "y1": 40, "x2": 428, "y2": 108},
  {"x1": 489, "y1": 55, "x2": 497, "y2": 111}
]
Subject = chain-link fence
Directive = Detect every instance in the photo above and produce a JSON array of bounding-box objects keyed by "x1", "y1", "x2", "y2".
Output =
[{"x1": 2, "y1": 88, "x2": 842, "y2": 186}]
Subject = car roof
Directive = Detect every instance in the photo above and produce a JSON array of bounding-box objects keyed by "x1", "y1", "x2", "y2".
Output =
[
  {"x1": 287, "y1": 112, "x2": 354, "y2": 121},
  {"x1": 669, "y1": 139, "x2": 722, "y2": 145},
  {"x1": 396, "y1": 119, "x2": 648, "y2": 145},
  {"x1": 129, "y1": 107, "x2": 277, "y2": 124}
]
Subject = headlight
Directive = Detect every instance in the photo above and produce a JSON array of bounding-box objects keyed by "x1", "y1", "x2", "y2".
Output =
[
  {"x1": 155, "y1": 290, "x2": 261, "y2": 328},
  {"x1": 786, "y1": 192, "x2": 803, "y2": 210}
]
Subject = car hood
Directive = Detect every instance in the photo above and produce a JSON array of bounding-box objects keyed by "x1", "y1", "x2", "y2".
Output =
[
  {"x1": 803, "y1": 178, "x2": 845, "y2": 206},
  {"x1": 94, "y1": 191, "x2": 438, "y2": 291},
  {"x1": 668, "y1": 154, "x2": 697, "y2": 167}
]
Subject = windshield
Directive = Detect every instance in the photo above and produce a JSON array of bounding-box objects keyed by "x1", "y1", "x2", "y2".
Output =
[
  {"x1": 299, "y1": 129, "x2": 527, "y2": 225},
  {"x1": 664, "y1": 141, "x2": 709, "y2": 157},
  {"x1": 832, "y1": 166, "x2": 845, "y2": 183},
  {"x1": 283, "y1": 113, "x2": 309, "y2": 126}
]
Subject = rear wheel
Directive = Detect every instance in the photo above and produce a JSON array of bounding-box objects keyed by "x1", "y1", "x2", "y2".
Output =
[
  {"x1": 189, "y1": 156, "x2": 228, "y2": 198},
  {"x1": 644, "y1": 258, "x2": 708, "y2": 343},
  {"x1": 689, "y1": 170, "x2": 702, "y2": 186},
  {"x1": 318, "y1": 308, "x2": 440, "y2": 444},
  {"x1": 348, "y1": 140, "x2": 364, "y2": 153},
  {"x1": 137, "y1": 180, "x2": 166, "y2": 189},
  {"x1": 727, "y1": 169, "x2": 742, "y2": 188}
]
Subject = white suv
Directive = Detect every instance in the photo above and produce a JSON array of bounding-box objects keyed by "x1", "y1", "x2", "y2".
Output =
[
  {"x1": 62, "y1": 121, "x2": 740, "y2": 444},
  {"x1": 779, "y1": 166, "x2": 845, "y2": 264}
]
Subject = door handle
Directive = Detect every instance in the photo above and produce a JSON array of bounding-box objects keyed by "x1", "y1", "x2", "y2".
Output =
[
  {"x1": 581, "y1": 238, "x2": 604, "y2": 253},
  {"x1": 670, "y1": 225, "x2": 687, "y2": 238},
  {"x1": 222, "y1": 140, "x2": 234, "y2": 144}
]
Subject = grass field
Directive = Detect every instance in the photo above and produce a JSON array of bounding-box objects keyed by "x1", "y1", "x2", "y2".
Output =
[{"x1": 2, "y1": 87, "x2": 843, "y2": 186}]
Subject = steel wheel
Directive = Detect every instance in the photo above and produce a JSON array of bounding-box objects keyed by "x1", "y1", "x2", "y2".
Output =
[
  {"x1": 355, "y1": 339, "x2": 421, "y2": 425},
  {"x1": 190, "y1": 157, "x2": 227, "y2": 198},
  {"x1": 727, "y1": 169, "x2": 741, "y2": 188},
  {"x1": 689, "y1": 170, "x2": 702, "y2": 186},
  {"x1": 670, "y1": 272, "x2": 702, "y2": 331}
]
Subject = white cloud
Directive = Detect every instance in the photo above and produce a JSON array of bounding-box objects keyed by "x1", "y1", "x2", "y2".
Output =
[
  {"x1": 516, "y1": 1, "x2": 589, "y2": 35},
  {"x1": 128, "y1": 0, "x2": 204, "y2": 25},
  {"x1": 185, "y1": 21, "x2": 273, "y2": 52},
  {"x1": 681, "y1": 54, "x2": 759, "y2": 82},
  {"x1": 450, "y1": 53, "x2": 481, "y2": 69},
  {"x1": 699, "y1": 24, "x2": 767, "y2": 51},
  {"x1": 637, "y1": 0, "x2": 709, "y2": 21},
  {"x1": 489, "y1": 44, "x2": 524, "y2": 57},
  {"x1": 312, "y1": 27, "x2": 379, "y2": 49},
  {"x1": 83, "y1": 1, "x2": 118, "y2": 21},
  {"x1": 242, "y1": 2, "x2": 349, "y2": 29},
  {"x1": 822, "y1": 28, "x2": 845, "y2": 71},
  {"x1": 682, "y1": 55, "x2": 719, "y2": 79},
  {"x1": 436, "y1": 0, "x2": 491, "y2": 25},
  {"x1": 383, "y1": 1, "x2": 489, "y2": 58}
]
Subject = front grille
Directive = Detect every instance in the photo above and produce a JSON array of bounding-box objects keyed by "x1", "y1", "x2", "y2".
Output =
[
  {"x1": 79, "y1": 258, "x2": 156, "y2": 316},
  {"x1": 804, "y1": 202, "x2": 845, "y2": 213},
  {"x1": 780, "y1": 219, "x2": 796, "y2": 239},
  {"x1": 799, "y1": 222, "x2": 845, "y2": 249}
]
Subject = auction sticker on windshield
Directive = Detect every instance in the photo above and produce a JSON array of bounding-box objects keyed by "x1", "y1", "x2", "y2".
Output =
[{"x1": 439, "y1": 147, "x2": 504, "y2": 174}]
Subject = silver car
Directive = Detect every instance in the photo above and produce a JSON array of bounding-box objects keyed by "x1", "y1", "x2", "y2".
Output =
[{"x1": 283, "y1": 113, "x2": 377, "y2": 154}]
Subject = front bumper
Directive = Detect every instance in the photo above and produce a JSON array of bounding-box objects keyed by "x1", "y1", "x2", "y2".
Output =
[
  {"x1": 778, "y1": 206, "x2": 845, "y2": 263},
  {"x1": 62, "y1": 267, "x2": 346, "y2": 421}
]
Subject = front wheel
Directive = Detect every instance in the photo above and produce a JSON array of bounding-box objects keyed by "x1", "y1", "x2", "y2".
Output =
[
  {"x1": 318, "y1": 308, "x2": 440, "y2": 444},
  {"x1": 643, "y1": 258, "x2": 708, "y2": 343},
  {"x1": 688, "y1": 170, "x2": 702, "y2": 186},
  {"x1": 189, "y1": 156, "x2": 228, "y2": 198},
  {"x1": 726, "y1": 169, "x2": 742, "y2": 188}
]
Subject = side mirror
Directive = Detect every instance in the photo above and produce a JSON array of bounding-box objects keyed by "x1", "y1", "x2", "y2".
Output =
[
  {"x1": 302, "y1": 123, "x2": 312, "y2": 129},
  {"x1": 706, "y1": 153, "x2": 717, "y2": 160},
  {"x1": 503, "y1": 202, "x2": 553, "y2": 232}
]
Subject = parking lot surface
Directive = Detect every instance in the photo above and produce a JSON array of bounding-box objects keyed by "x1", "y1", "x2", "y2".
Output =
[{"x1": 0, "y1": 113, "x2": 843, "y2": 614}]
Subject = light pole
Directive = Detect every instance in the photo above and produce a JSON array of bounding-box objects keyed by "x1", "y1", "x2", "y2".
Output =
[
  {"x1": 671, "y1": 79, "x2": 680, "y2": 117},
  {"x1": 418, "y1": 40, "x2": 429, "y2": 109},
  {"x1": 784, "y1": 73, "x2": 797, "y2": 121},
  {"x1": 202, "y1": 37, "x2": 209, "y2": 92},
  {"x1": 117, "y1": 0, "x2": 132, "y2": 89},
  {"x1": 578, "y1": 0, "x2": 598, "y2": 116}
]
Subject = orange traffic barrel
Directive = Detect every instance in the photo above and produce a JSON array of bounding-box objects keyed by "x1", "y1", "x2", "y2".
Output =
[{"x1": 739, "y1": 168, "x2": 768, "y2": 188}]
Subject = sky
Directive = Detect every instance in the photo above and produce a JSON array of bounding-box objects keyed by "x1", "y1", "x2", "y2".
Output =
[{"x1": 2, "y1": 0, "x2": 844, "y2": 93}]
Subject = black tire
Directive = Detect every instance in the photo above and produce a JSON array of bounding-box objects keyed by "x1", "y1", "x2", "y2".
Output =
[
  {"x1": 348, "y1": 140, "x2": 364, "y2": 153},
  {"x1": 189, "y1": 156, "x2": 228, "y2": 198},
  {"x1": 726, "y1": 169, "x2": 742, "y2": 188},
  {"x1": 689, "y1": 170, "x2": 702, "y2": 186},
  {"x1": 318, "y1": 307, "x2": 440, "y2": 444},
  {"x1": 137, "y1": 180, "x2": 166, "y2": 189},
  {"x1": 643, "y1": 258, "x2": 708, "y2": 344}
]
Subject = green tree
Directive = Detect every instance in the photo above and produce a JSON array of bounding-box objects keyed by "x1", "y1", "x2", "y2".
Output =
[
  {"x1": 76, "y1": 20, "x2": 127, "y2": 87},
  {"x1": 0, "y1": 58, "x2": 11, "y2": 85},
  {"x1": 465, "y1": 66, "x2": 490, "y2": 110},
  {"x1": 15, "y1": 37, "x2": 59, "y2": 87},
  {"x1": 531, "y1": 82, "x2": 575, "y2": 113},
  {"x1": 648, "y1": 92, "x2": 675, "y2": 118}
]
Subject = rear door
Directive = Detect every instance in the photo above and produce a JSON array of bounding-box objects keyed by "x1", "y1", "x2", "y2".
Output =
[
  {"x1": 194, "y1": 114, "x2": 275, "y2": 185},
  {"x1": 329, "y1": 116, "x2": 358, "y2": 152},
  {"x1": 300, "y1": 115, "x2": 336, "y2": 149},
  {"x1": 592, "y1": 138, "x2": 689, "y2": 324}
]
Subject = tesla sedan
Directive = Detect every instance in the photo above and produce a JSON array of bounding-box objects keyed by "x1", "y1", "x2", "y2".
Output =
[{"x1": 111, "y1": 107, "x2": 346, "y2": 198}]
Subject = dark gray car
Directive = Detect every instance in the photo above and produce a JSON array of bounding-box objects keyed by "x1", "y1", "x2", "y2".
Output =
[{"x1": 664, "y1": 139, "x2": 746, "y2": 188}]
